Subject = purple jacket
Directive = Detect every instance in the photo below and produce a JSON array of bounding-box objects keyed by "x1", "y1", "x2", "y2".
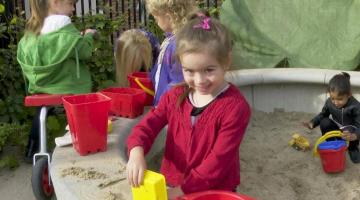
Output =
[
  {"x1": 150, "y1": 33, "x2": 184, "y2": 106},
  {"x1": 140, "y1": 29, "x2": 160, "y2": 67}
]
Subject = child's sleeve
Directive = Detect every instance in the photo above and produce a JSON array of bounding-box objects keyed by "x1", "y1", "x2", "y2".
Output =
[
  {"x1": 311, "y1": 99, "x2": 330, "y2": 127},
  {"x1": 351, "y1": 107, "x2": 360, "y2": 138},
  {"x1": 181, "y1": 99, "x2": 251, "y2": 193},
  {"x1": 165, "y1": 39, "x2": 183, "y2": 91},
  {"x1": 166, "y1": 61, "x2": 183, "y2": 91},
  {"x1": 75, "y1": 33, "x2": 94, "y2": 60},
  {"x1": 142, "y1": 30, "x2": 160, "y2": 62},
  {"x1": 126, "y1": 92, "x2": 170, "y2": 155},
  {"x1": 152, "y1": 37, "x2": 183, "y2": 105}
]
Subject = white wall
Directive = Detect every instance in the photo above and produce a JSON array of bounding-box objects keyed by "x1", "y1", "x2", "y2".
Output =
[{"x1": 226, "y1": 68, "x2": 360, "y2": 113}]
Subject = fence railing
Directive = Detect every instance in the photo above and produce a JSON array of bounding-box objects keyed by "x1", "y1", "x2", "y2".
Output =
[
  {"x1": 0, "y1": 0, "x2": 220, "y2": 48},
  {"x1": 6, "y1": 0, "x2": 220, "y2": 30}
]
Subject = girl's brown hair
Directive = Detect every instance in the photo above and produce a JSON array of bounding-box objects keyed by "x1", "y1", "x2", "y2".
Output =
[
  {"x1": 175, "y1": 12, "x2": 233, "y2": 106},
  {"x1": 26, "y1": 0, "x2": 49, "y2": 35},
  {"x1": 115, "y1": 29, "x2": 152, "y2": 86},
  {"x1": 146, "y1": 0, "x2": 197, "y2": 33}
]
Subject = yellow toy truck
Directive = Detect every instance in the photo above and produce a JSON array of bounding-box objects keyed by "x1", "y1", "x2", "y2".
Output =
[{"x1": 289, "y1": 133, "x2": 310, "y2": 151}]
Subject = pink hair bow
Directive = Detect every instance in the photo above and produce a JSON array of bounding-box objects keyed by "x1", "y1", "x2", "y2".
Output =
[{"x1": 193, "y1": 17, "x2": 211, "y2": 30}]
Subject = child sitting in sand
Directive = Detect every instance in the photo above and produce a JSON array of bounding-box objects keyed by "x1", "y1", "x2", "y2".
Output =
[{"x1": 303, "y1": 72, "x2": 360, "y2": 163}]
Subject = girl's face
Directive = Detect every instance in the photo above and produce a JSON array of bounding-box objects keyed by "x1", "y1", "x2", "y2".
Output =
[
  {"x1": 181, "y1": 51, "x2": 228, "y2": 96},
  {"x1": 49, "y1": 0, "x2": 75, "y2": 16},
  {"x1": 153, "y1": 14, "x2": 172, "y2": 33},
  {"x1": 329, "y1": 91, "x2": 350, "y2": 108}
]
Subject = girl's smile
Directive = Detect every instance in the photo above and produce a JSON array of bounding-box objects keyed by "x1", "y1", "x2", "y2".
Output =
[{"x1": 181, "y1": 51, "x2": 227, "y2": 96}]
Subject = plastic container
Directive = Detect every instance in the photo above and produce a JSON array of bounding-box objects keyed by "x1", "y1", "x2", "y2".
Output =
[
  {"x1": 318, "y1": 140, "x2": 347, "y2": 173},
  {"x1": 62, "y1": 93, "x2": 111, "y2": 156},
  {"x1": 127, "y1": 72, "x2": 154, "y2": 106},
  {"x1": 100, "y1": 87, "x2": 146, "y2": 118},
  {"x1": 176, "y1": 190, "x2": 256, "y2": 200},
  {"x1": 131, "y1": 170, "x2": 167, "y2": 200}
]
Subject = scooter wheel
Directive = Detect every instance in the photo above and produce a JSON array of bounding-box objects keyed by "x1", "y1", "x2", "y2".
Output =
[{"x1": 31, "y1": 157, "x2": 54, "y2": 200}]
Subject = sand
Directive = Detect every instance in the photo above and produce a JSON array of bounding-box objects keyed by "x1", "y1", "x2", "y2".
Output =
[
  {"x1": 238, "y1": 110, "x2": 360, "y2": 200},
  {"x1": 1, "y1": 110, "x2": 360, "y2": 200}
]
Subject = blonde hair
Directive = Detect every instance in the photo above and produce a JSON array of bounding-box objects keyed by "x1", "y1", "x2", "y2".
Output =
[
  {"x1": 115, "y1": 29, "x2": 152, "y2": 87},
  {"x1": 175, "y1": 13, "x2": 233, "y2": 106},
  {"x1": 26, "y1": 0, "x2": 76, "y2": 35},
  {"x1": 146, "y1": 0, "x2": 197, "y2": 33},
  {"x1": 26, "y1": 0, "x2": 49, "y2": 35}
]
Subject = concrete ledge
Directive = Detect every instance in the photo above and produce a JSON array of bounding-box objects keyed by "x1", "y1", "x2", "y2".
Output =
[
  {"x1": 226, "y1": 68, "x2": 360, "y2": 113},
  {"x1": 226, "y1": 68, "x2": 360, "y2": 86}
]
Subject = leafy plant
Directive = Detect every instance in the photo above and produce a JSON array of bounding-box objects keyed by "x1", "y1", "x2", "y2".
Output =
[
  {"x1": 0, "y1": 123, "x2": 11, "y2": 152},
  {"x1": 0, "y1": 122, "x2": 28, "y2": 170},
  {"x1": 72, "y1": 3, "x2": 125, "y2": 91},
  {"x1": 46, "y1": 114, "x2": 67, "y2": 150},
  {"x1": 0, "y1": 155, "x2": 19, "y2": 170},
  {"x1": 0, "y1": 122, "x2": 29, "y2": 151},
  {"x1": 0, "y1": 6, "x2": 29, "y2": 124}
]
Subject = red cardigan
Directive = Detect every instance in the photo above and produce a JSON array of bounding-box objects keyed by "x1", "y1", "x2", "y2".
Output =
[{"x1": 126, "y1": 84, "x2": 251, "y2": 193}]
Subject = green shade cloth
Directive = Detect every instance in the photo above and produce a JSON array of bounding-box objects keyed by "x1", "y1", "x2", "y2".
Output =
[{"x1": 220, "y1": 0, "x2": 360, "y2": 70}]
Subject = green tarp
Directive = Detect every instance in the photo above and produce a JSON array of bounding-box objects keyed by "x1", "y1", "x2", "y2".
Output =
[{"x1": 220, "y1": 0, "x2": 360, "y2": 70}]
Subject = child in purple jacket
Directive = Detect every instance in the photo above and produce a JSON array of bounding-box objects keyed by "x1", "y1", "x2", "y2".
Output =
[{"x1": 146, "y1": 0, "x2": 197, "y2": 105}]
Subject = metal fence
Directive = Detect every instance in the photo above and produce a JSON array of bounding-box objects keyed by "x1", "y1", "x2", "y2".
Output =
[
  {"x1": 7, "y1": 0, "x2": 221, "y2": 29},
  {"x1": 0, "y1": 0, "x2": 220, "y2": 48}
]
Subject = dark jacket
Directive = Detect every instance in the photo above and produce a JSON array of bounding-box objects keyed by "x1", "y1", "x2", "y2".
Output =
[{"x1": 311, "y1": 96, "x2": 360, "y2": 138}]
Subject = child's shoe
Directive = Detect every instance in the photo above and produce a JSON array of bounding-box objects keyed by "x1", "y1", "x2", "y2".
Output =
[
  {"x1": 55, "y1": 131, "x2": 72, "y2": 147},
  {"x1": 348, "y1": 148, "x2": 360, "y2": 164}
]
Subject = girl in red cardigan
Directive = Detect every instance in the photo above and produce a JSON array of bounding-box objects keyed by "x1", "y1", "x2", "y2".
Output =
[{"x1": 126, "y1": 12, "x2": 251, "y2": 199}]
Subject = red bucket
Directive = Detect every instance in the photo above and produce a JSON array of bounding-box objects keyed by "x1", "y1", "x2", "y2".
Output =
[
  {"x1": 100, "y1": 87, "x2": 146, "y2": 118},
  {"x1": 318, "y1": 140, "x2": 347, "y2": 173},
  {"x1": 127, "y1": 72, "x2": 154, "y2": 106},
  {"x1": 62, "y1": 93, "x2": 111, "y2": 156},
  {"x1": 176, "y1": 190, "x2": 256, "y2": 200}
]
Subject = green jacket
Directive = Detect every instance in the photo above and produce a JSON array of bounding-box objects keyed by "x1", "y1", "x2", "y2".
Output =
[{"x1": 17, "y1": 24, "x2": 94, "y2": 94}]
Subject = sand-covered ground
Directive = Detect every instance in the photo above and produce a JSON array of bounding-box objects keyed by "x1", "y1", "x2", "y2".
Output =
[
  {"x1": 238, "y1": 110, "x2": 360, "y2": 200},
  {"x1": 2, "y1": 110, "x2": 360, "y2": 200}
]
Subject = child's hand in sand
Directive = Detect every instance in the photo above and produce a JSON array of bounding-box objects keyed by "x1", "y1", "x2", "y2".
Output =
[
  {"x1": 342, "y1": 131, "x2": 358, "y2": 141},
  {"x1": 126, "y1": 146, "x2": 146, "y2": 187},
  {"x1": 302, "y1": 121, "x2": 314, "y2": 129}
]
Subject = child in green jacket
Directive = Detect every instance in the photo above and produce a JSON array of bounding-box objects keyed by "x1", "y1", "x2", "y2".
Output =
[
  {"x1": 17, "y1": 0, "x2": 96, "y2": 94},
  {"x1": 17, "y1": 0, "x2": 97, "y2": 162}
]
